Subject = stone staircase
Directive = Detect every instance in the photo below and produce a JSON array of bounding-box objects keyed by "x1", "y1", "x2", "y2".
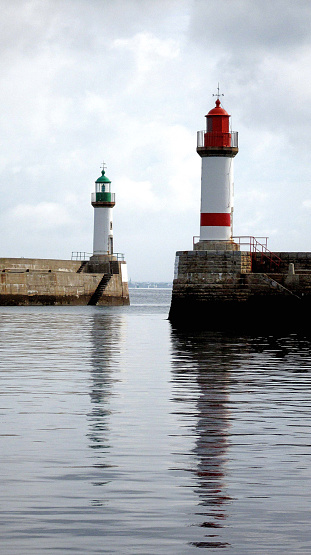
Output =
[
  {"x1": 87, "y1": 273, "x2": 112, "y2": 305},
  {"x1": 77, "y1": 260, "x2": 88, "y2": 273},
  {"x1": 258, "y1": 273, "x2": 301, "y2": 300}
]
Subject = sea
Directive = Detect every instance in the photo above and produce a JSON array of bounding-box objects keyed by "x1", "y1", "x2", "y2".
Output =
[{"x1": 1, "y1": 288, "x2": 311, "y2": 554}]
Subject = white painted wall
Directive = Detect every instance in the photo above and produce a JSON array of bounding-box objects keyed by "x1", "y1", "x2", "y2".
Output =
[
  {"x1": 200, "y1": 156, "x2": 234, "y2": 241},
  {"x1": 93, "y1": 206, "x2": 113, "y2": 255}
]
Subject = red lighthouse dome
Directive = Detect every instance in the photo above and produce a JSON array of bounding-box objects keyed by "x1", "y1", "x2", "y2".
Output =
[
  {"x1": 206, "y1": 98, "x2": 229, "y2": 117},
  {"x1": 204, "y1": 98, "x2": 231, "y2": 147}
]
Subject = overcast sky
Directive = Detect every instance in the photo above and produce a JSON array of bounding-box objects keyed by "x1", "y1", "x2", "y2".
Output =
[{"x1": 1, "y1": 0, "x2": 311, "y2": 281}]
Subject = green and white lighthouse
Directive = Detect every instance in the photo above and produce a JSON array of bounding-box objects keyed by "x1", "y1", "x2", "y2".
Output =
[{"x1": 91, "y1": 164, "x2": 115, "y2": 256}]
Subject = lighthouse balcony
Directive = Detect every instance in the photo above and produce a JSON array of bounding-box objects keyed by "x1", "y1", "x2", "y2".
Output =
[
  {"x1": 92, "y1": 192, "x2": 115, "y2": 203},
  {"x1": 197, "y1": 130, "x2": 238, "y2": 148}
]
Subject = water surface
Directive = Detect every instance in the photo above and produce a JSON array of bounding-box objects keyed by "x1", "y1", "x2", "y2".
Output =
[{"x1": 1, "y1": 289, "x2": 311, "y2": 553}]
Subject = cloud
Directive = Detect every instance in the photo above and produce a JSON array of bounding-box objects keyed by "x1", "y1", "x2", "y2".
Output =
[
  {"x1": 0, "y1": 0, "x2": 311, "y2": 279},
  {"x1": 9, "y1": 202, "x2": 74, "y2": 231},
  {"x1": 189, "y1": 0, "x2": 311, "y2": 55},
  {"x1": 112, "y1": 32, "x2": 180, "y2": 72},
  {"x1": 116, "y1": 177, "x2": 161, "y2": 211}
]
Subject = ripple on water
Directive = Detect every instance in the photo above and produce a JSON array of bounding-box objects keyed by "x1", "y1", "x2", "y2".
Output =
[{"x1": 0, "y1": 298, "x2": 311, "y2": 553}]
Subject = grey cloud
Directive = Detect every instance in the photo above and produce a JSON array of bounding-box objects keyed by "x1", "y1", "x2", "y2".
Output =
[
  {"x1": 0, "y1": 0, "x2": 311, "y2": 280},
  {"x1": 188, "y1": 0, "x2": 311, "y2": 55}
]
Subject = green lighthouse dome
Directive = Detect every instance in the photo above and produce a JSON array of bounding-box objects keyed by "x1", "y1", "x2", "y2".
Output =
[{"x1": 95, "y1": 169, "x2": 111, "y2": 186}]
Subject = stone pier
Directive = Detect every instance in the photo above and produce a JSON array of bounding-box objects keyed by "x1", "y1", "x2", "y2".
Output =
[{"x1": 169, "y1": 241, "x2": 311, "y2": 329}]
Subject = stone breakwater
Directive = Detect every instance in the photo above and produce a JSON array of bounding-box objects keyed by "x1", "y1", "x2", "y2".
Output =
[
  {"x1": 169, "y1": 247, "x2": 311, "y2": 329},
  {"x1": 0, "y1": 258, "x2": 129, "y2": 306}
]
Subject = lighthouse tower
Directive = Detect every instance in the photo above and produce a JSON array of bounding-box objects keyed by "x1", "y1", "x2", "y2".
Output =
[
  {"x1": 91, "y1": 164, "x2": 115, "y2": 256},
  {"x1": 196, "y1": 91, "x2": 238, "y2": 246}
]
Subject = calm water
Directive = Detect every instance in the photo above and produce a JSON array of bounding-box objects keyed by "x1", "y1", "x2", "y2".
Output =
[{"x1": 1, "y1": 289, "x2": 311, "y2": 554}]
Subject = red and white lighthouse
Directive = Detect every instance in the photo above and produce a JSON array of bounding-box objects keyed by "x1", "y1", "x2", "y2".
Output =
[{"x1": 196, "y1": 92, "x2": 238, "y2": 243}]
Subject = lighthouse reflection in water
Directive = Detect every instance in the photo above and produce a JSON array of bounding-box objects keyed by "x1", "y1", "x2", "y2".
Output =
[
  {"x1": 170, "y1": 330, "x2": 232, "y2": 549},
  {"x1": 1, "y1": 289, "x2": 311, "y2": 554}
]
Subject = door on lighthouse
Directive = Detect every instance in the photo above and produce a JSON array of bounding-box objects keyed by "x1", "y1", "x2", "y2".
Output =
[{"x1": 109, "y1": 237, "x2": 113, "y2": 255}]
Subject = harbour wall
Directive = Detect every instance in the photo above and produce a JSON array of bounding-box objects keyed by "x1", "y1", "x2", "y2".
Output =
[
  {"x1": 0, "y1": 258, "x2": 81, "y2": 273},
  {"x1": 0, "y1": 258, "x2": 129, "y2": 306},
  {"x1": 169, "y1": 249, "x2": 311, "y2": 328}
]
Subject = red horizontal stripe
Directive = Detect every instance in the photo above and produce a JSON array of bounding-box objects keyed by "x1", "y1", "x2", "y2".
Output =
[{"x1": 200, "y1": 213, "x2": 231, "y2": 226}]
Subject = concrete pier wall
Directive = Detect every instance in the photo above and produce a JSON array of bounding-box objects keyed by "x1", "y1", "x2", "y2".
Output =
[
  {"x1": 0, "y1": 258, "x2": 130, "y2": 306},
  {"x1": 0, "y1": 258, "x2": 81, "y2": 272}
]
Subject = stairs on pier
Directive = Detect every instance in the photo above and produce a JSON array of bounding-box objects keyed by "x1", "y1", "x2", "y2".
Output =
[
  {"x1": 259, "y1": 273, "x2": 301, "y2": 300},
  {"x1": 87, "y1": 273, "x2": 112, "y2": 305},
  {"x1": 77, "y1": 260, "x2": 88, "y2": 273}
]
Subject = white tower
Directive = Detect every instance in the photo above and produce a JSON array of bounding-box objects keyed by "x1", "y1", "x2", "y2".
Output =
[
  {"x1": 196, "y1": 93, "x2": 238, "y2": 243},
  {"x1": 91, "y1": 164, "x2": 115, "y2": 256}
]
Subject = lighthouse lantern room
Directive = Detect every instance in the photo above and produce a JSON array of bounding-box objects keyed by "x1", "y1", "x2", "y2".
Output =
[
  {"x1": 91, "y1": 164, "x2": 115, "y2": 256},
  {"x1": 196, "y1": 90, "x2": 238, "y2": 244}
]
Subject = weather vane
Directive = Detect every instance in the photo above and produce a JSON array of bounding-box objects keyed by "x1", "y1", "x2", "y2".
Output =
[
  {"x1": 101, "y1": 161, "x2": 107, "y2": 173},
  {"x1": 213, "y1": 83, "x2": 224, "y2": 100}
]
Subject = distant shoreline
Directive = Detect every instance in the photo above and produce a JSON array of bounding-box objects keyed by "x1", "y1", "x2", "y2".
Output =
[{"x1": 129, "y1": 282, "x2": 172, "y2": 289}]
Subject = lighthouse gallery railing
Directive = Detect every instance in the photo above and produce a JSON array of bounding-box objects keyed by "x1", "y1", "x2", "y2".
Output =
[
  {"x1": 197, "y1": 131, "x2": 238, "y2": 148},
  {"x1": 91, "y1": 192, "x2": 115, "y2": 203}
]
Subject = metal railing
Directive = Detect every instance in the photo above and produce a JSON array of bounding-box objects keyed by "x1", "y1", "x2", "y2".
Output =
[
  {"x1": 111, "y1": 253, "x2": 125, "y2": 261},
  {"x1": 197, "y1": 130, "x2": 238, "y2": 148},
  {"x1": 192, "y1": 236, "x2": 282, "y2": 271},
  {"x1": 71, "y1": 251, "x2": 125, "y2": 262},
  {"x1": 233, "y1": 236, "x2": 269, "y2": 251},
  {"x1": 71, "y1": 252, "x2": 92, "y2": 261},
  {"x1": 91, "y1": 192, "x2": 115, "y2": 203},
  {"x1": 233, "y1": 236, "x2": 282, "y2": 270}
]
